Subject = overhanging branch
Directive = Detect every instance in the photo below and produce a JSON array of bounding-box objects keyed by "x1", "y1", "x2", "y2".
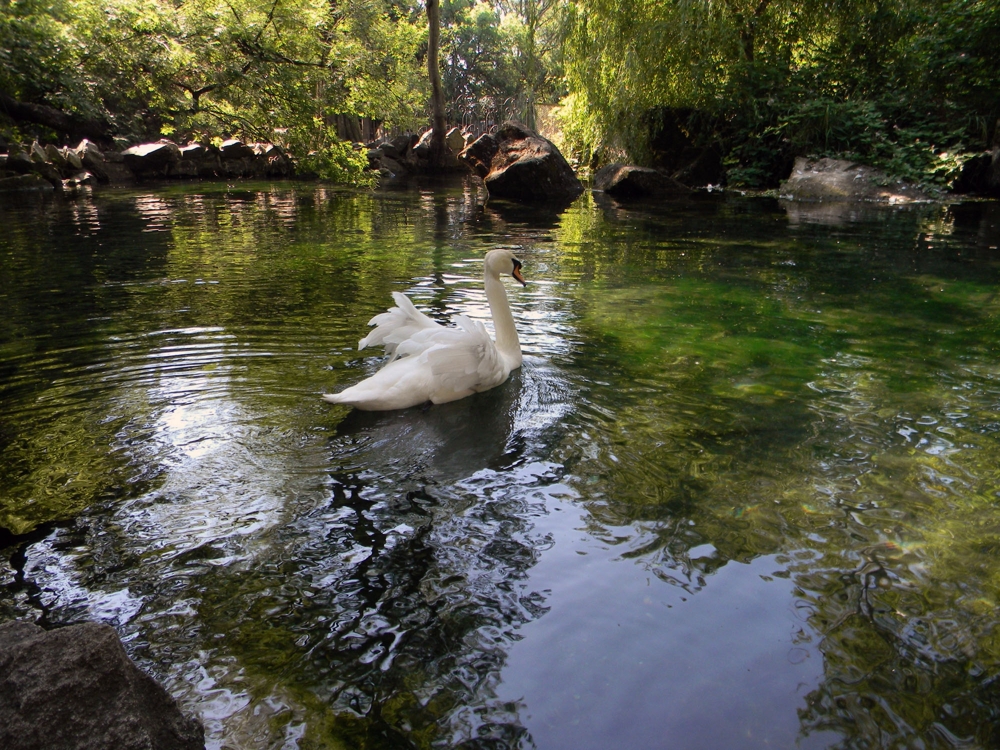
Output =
[{"x1": 0, "y1": 91, "x2": 114, "y2": 144}]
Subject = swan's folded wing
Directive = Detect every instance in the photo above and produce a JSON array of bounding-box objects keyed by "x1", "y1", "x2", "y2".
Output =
[
  {"x1": 359, "y1": 292, "x2": 442, "y2": 357},
  {"x1": 395, "y1": 316, "x2": 507, "y2": 401}
]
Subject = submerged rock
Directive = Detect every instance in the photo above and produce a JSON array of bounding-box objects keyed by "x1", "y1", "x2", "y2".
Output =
[
  {"x1": 593, "y1": 164, "x2": 691, "y2": 198},
  {"x1": 459, "y1": 122, "x2": 583, "y2": 203},
  {"x1": 0, "y1": 620, "x2": 204, "y2": 750},
  {"x1": 61, "y1": 171, "x2": 94, "y2": 190},
  {"x1": 0, "y1": 173, "x2": 55, "y2": 192},
  {"x1": 779, "y1": 156, "x2": 931, "y2": 202}
]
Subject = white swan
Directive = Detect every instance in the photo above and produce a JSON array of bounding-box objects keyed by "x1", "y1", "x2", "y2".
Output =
[{"x1": 322, "y1": 248, "x2": 526, "y2": 411}]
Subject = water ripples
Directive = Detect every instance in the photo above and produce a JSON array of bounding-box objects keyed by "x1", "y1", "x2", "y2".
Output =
[{"x1": 4, "y1": 187, "x2": 1000, "y2": 747}]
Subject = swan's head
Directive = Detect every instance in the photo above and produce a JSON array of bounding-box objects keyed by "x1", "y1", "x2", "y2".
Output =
[{"x1": 485, "y1": 248, "x2": 526, "y2": 286}]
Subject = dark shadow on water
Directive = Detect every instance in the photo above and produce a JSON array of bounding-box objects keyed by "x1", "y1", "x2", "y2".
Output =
[
  {"x1": 481, "y1": 198, "x2": 574, "y2": 231},
  {"x1": 330, "y1": 371, "x2": 525, "y2": 486}
]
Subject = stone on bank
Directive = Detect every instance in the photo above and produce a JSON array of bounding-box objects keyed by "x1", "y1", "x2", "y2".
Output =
[
  {"x1": 0, "y1": 620, "x2": 204, "y2": 750},
  {"x1": 779, "y1": 156, "x2": 931, "y2": 202},
  {"x1": 459, "y1": 122, "x2": 583, "y2": 203}
]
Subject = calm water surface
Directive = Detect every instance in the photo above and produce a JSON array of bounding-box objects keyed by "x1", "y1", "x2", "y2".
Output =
[{"x1": 2, "y1": 180, "x2": 1000, "y2": 749}]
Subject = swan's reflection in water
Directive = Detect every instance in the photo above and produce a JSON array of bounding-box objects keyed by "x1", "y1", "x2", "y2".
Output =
[
  {"x1": 329, "y1": 368, "x2": 524, "y2": 484},
  {"x1": 268, "y1": 362, "x2": 571, "y2": 746}
]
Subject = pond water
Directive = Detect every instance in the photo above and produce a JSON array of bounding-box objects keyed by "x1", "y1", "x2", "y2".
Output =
[{"x1": 2, "y1": 180, "x2": 1000, "y2": 749}]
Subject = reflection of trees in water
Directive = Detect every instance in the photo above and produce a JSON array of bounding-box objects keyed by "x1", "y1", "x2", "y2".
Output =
[
  {"x1": 550, "y1": 200, "x2": 1000, "y2": 747},
  {"x1": 289, "y1": 382, "x2": 554, "y2": 747},
  {"x1": 793, "y1": 541, "x2": 1000, "y2": 747},
  {"x1": 0, "y1": 179, "x2": 569, "y2": 747},
  {"x1": 288, "y1": 468, "x2": 547, "y2": 747}
]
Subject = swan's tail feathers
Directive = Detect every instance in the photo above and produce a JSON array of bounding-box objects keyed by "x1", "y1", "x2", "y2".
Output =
[
  {"x1": 322, "y1": 392, "x2": 346, "y2": 404},
  {"x1": 358, "y1": 291, "x2": 441, "y2": 355}
]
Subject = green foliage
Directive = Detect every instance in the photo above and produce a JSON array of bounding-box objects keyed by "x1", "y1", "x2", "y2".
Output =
[
  {"x1": 441, "y1": 0, "x2": 516, "y2": 110},
  {"x1": 5, "y1": 0, "x2": 994, "y2": 188},
  {"x1": 294, "y1": 136, "x2": 377, "y2": 187},
  {"x1": 0, "y1": 0, "x2": 427, "y2": 183},
  {"x1": 561, "y1": 0, "x2": 1000, "y2": 188},
  {"x1": 438, "y1": 0, "x2": 567, "y2": 128}
]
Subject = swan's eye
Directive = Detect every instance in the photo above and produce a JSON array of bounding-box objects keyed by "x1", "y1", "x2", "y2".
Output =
[{"x1": 512, "y1": 258, "x2": 522, "y2": 270}]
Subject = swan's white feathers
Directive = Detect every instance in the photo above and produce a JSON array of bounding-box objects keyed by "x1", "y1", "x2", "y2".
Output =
[
  {"x1": 358, "y1": 291, "x2": 441, "y2": 358},
  {"x1": 392, "y1": 314, "x2": 505, "y2": 392},
  {"x1": 323, "y1": 248, "x2": 524, "y2": 411}
]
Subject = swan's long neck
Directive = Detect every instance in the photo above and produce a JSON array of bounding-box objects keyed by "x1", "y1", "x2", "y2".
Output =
[{"x1": 485, "y1": 272, "x2": 522, "y2": 369}]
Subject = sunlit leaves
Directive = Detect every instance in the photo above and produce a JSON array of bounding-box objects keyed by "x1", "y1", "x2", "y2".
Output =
[
  {"x1": 1, "y1": 0, "x2": 428, "y2": 157},
  {"x1": 559, "y1": 0, "x2": 1000, "y2": 185}
]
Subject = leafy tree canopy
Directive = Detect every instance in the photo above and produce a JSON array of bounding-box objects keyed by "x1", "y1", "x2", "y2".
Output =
[
  {"x1": 560, "y1": 0, "x2": 1000, "y2": 186},
  {"x1": 2, "y1": 0, "x2": 996, "y2": 187}
]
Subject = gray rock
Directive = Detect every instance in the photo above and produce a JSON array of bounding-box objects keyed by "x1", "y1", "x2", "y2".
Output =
[
  {"x1": 0, "y1": 620, "x2": 204, "y2": 750},
  {"x1": 593, "y1": 164, "x2": 691, "y2": 198},
  {"x1": 31, "y1": 160, "x2": 63, "y2": 186},
  {"x1": 779, "y1": 156, "x2": 931, "y2": 202},
  {"x1": 264, "y1": 149, "x2": 293, "y2": 177},
  {"x1": 6, "y1": 149, "x2": 34, "y2": 174},
  {"x1": 459, "y1": 122, "x2": 583, "y2": 203},
  {"x1": 179, "y1": 143, "x2": 206, "y2": 159},
  {"x1": 74, "y1": 139, "x2": 106, "y2": 168},
  {"x1": 379, "y1": 133, "x2": 416, "y2": 161},
  {"x1": 446, "y1": 127, "x2": 466, "y2": 154},
  {"x1": 380, "y1": 156, "x2": 405, "y2": 178},
  {"x1": 219, "y1": 139, "x2": 255, "y2": 160},
  {"x1": 460, "y1": 133, "x2": 500, "y2": 178},
  {"x1": 411, "y1": 129, "x2": 433, "y2": 160},
  {"x1": 44, "y1": 144, "x2": 67, "y2": 170},
  {"x1": 175, "y1": 144, "x2": 211, "y2": 178},
  {"x1": 62, "y1": 147, "x2": 83, "y2": 171},
  {"x1": 123, "y1": 142, "x2": 182, "y2": 176},
  {"x1": 30, "y1": 142, "x2": 47, "y2": 164},
  {"x1": 406, "y1": 129, "x2": 462, "y2": 169}
]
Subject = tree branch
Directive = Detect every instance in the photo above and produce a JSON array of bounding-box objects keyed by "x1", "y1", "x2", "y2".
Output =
[{"x1": 0, "y1": 90, "x2": 114, "y2": 145}]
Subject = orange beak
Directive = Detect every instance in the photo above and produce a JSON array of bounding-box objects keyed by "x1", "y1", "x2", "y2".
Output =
[{"x1": 512, "y1": 264, "x2": 526, "y2": 286}]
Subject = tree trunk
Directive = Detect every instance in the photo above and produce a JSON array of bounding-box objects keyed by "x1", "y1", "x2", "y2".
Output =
[
  {"x1": 426, "y1": 0, "x2": 448, "y2": 167},
  {"x1": 0, "y1": 91, "x2": 114, "y2": 146}
]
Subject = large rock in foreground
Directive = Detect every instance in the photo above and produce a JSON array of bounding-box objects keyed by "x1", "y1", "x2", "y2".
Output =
[
  {"x1": 0, "y1": 620, "x2": 204, "y2": 750},
  {"x1": 593, "y1": 164, "x2": 691, "y2": 198},
  {"x1": 459, "y1": 122, "x2": 583, "y2": 203},
  {"x1": 780, "y1": 157, "x2": 931, "y2": 202}
]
